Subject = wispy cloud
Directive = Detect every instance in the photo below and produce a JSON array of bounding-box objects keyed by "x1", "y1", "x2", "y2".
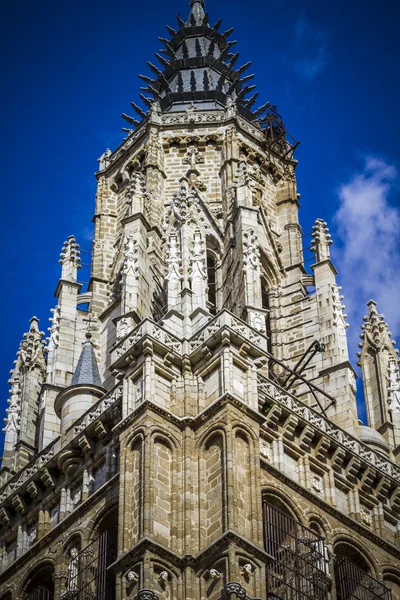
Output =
[
  {"x1": 283, "y1": 12, "x2": 329, "y2": 80},
  {"x1": 333, "y1": 156, "x2": 400, "y2": 356}
]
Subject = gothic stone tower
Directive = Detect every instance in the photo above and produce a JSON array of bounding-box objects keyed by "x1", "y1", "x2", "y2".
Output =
[{"x1": 1, "y1": 2, "x2": 400, "y2": 599}]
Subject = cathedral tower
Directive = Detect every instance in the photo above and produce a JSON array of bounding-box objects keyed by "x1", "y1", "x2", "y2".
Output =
[{"x1": 1, "y1": 2, "x2": 400, "y2": 599}]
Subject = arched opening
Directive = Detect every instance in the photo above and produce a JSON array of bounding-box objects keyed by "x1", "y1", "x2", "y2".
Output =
[
  {"x1": 263, "y1": 496, "x2": 329, "y2": 600},
  {"x1": 65, "y1": 511, "x2": 118, "y2": 600},
  {"x1": 334, "y1": 542, "x2": 390, "y2": 600},
  {"x1": 23, "y1": 563, "x2": 55, "y2": 600},
  {"x1": 383, "y1": 574, "x2": 400, "y2": 600}
]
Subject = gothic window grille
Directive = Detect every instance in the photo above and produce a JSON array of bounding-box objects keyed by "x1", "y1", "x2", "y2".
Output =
[
  {"x1": 207, "y1": 252, "x2": 217, "y2": 315},
  {"x1": 26, "y1": 588, "x2": 53, "y2": 600},
  {"x1": 93, "y1": 462, "x2": 107, "y2": 492},
  {"x1": 263, "y1": 502, "x2": 329, "y2": 600},
  {"x1": 67, "y1": 523, "x2": 118, "y2": 600},
  {"x1": 335, "y1": 559, "x2": 392, "y2": 600},
  {"x1": 50, "y1": 505, "x2": 60, "y2": 529}
]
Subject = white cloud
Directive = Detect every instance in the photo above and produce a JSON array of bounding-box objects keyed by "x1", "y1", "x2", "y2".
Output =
[{"x1": 333, "y1": 156, "x2": 400, "y2": 356}]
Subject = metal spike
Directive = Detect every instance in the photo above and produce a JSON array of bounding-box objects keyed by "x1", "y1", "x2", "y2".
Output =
[
  {"x1": 177, "y1": 14, "x2": 185, "y2": 28},
  {"x1": 122, "y1": 128, "x2": 134, "y2": 134},
  {"x1": 245, "y1": 92, "x2": 258, "y2": 110},
  {"x1": 166, "y1": 25, "x2": 177, "y2": 36},
  {"x1": 227, "y1": 80, "x2": 239, "y2": 95},
  {"x1": 155, "y1": 53, "x2": 170, "y2": 69},
  {"x1": 213, "y1": 18, "x2": 222, "y2": 31},
  {"x1": 160, "y1": 74, "x2": 171, "y2": 92},
  {"x1": 122, "y1": 113, "x2": 140, "y2": 126},
  {"x1": 253, "y1": 102, "x2": 271, "y2": 118},
  {"x1": 236, "y1": 85, "x2": 256, "y2": 103},
  {"x1": 140, "y1": 94, "x2": 154, "y2": 109},
  {"x1": 223, "y1": 27, "x2": 234, "y2": 38},
  {"x1": 130, "y1": 102, "x2": 147, "y2": 119},
  {"x1": 240, "y1": 74, "x2": 255, "y2": 84},
  {"x1": 158, "y1": 37, "x2": 170, "y2": 45},
  {"x1": 236, "y1": 61, "x2": 252, "y2": 75},
  {"x1": 147, "y1": 61, "x2": 163, "y2": 78},
  {"x1": 139, "y1": 74, "x2": 156, "y2": 85},
  {"x1": 228, "y1": 52, "x2": 240, "y2": 68},
  {"x1": 140, "y1": 86, "x2": 161, "y2": 97}
]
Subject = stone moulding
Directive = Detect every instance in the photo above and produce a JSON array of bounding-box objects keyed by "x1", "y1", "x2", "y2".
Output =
[
  {"x1": 259, "y1": 377, "x2": 400, "y2": 487},
  {"x1": 0, "y1": 384, "x2": 123, "y2": 506}
]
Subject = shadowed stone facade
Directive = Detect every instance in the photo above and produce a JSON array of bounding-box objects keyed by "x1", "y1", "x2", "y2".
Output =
[{"x1": 1, "y1": 1, "x2": 400, "y2": 599}]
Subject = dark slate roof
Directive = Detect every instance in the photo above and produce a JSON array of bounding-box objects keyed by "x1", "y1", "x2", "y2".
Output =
[{"x1": 71, "y1": 335, "x2": 103, "y2": 387}]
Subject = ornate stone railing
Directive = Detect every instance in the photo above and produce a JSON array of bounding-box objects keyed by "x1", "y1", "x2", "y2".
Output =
[
  {"x1": 0, "y1": 384, "x2": 123, "y2": 505},
  {"x1": 259, "y1": 376, "x2": 400, "y2": 485}
]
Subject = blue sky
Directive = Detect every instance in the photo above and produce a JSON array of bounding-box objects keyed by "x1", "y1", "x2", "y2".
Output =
[{"x1": 1, "y1": 0, "x2": 399, "y2": 450}]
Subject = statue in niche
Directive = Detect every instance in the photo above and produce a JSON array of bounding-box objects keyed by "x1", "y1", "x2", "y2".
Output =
[
  {"x1": 67, "y1": 547, "x2": 80, "y2": 592},
  {"x1": 388, "y1": 356, "x2": 400, "y2": 412}
]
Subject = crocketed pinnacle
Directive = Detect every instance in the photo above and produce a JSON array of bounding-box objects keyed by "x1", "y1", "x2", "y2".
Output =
[{"x1": 71, "y1": 333, "x2": 102, "y2": 387}]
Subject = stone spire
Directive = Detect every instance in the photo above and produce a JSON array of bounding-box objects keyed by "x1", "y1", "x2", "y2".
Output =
[
  {"x1": 187, "y1": 0, "x2": 205, "y2": 25},
  {"x1": 59, "y1": 235, "x2": 81, "y2": 282},
  {"x1": 2, "y1": 318, "x2": 46, "y2": 471},
  {"x1": 71, "y1": 334, "x2": 102, "y2": 387},
  {"x1": 357, "y1": 300, "x2": 400, "y2": 450},
  {"x1": 310, "y1": 218, "x2": 332, "y2": 263}
]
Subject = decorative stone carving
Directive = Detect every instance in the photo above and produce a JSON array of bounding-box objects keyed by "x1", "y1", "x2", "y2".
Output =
[
  {"x1": 260, "y1": 443, "x2": 271, "y2": 460},
  {"x1": 189, "y1": 230, "x2": 207, "y2": 281},
  {"x1": 122, "y1": 234, "x2": 139, "y2": 279},
  {"x1": 67, "y1": 547, "x2": 79, "y2": 592},
  {"x1": 360, "y1": 508, "x2": 372, "y2": 527},
  {"x1": 134, "y1": 591, "x2": 159, "y2": 600},
  {"x1": 3, "y1": 376, "x2": 21, "y2": 434},
  {"x1": 166, "y1": 232, "x2": 182, "y2": 282},
  {"x1": 312, "y1": 476, "x2": 323, "y2": 494},
  {"x1": 72, "y1": 490, "x2": 82, "y2": 506},
  {"x1": 243, "y1": 229, "x2": 260, "y2": 273},
  {"x1": 126, "y1": 570, "x2": 139, "y2": 583},
  {"x1": 310, "y1": 219, "x2": 332, "y2": 263},
  {"x1": 209, "y1": 569, "x2": 221, "y2": 580},
  {"x1": 47, "y1": 305, "x2": 61, "y2": 350},
  {"x1": 116, "y1": 318, "x2": 131, "y2": 341},
  {"x1": 331, "y1": 284, "x2": 349, "y2": 329},
  {"x1": 158, "y1": 571, "x2": 169, "y2": 583},
  {"x1": 241, "y1": 563, "x2": 253, "y2": 576},
  {"x1": 221, "y1": 582, "x2": 246, "y2": 599},
  {"x1": 388, "y1": 356, "x2": 400, "y2": 412},
  {"x1": 28, "y1": 528, "x2": 37, "y2": 545},
  {"x1": 98, "y1": 148, "x2": 111, "y2": 171},
  {"x1": 184, "y1": 145, "x2": 205, "y2": 170}
]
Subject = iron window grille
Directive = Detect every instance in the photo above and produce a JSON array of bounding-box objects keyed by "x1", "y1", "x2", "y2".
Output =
[
  {"x1": 26, "y1": 588, "x2": 53, "y2": 600},
  {"x1": 65, "y1": 523, "x2": 118, "y2": 600},
  {"x1": 263, "y1": 502, "x2": 330, "y2": 600},
  {"x1": 335, "y1": 559, "x2": 392, "y2": 600}
]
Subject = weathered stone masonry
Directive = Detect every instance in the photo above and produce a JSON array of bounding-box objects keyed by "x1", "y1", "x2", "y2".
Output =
[{"x1": 1, "y1": 1, "x2": 400, "y2": 599}]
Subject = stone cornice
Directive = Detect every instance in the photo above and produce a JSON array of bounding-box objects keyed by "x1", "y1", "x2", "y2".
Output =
[
  {"x1": 261, "y1": 460, "x2": 400, "y2": 561},
  {"x1": 0, "y1": 474, "x2": 119, "y2": 583},
  {"x1": 113, "y1": 529, "x2": 272, "y2": 572}
]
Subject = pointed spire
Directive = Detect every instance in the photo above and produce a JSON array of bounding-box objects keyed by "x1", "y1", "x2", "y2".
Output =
[
  {"x1": 310, "y1": 219, "x2": 332, "y2": 263},
  {"x1": 59, "y1": 236, "x2": 81, "y2": 282},
  {"x1": 187, "y1": 0, "x2": 205, "y2": 26},
  {"x1": 71, "y1": 333, "x2": 102, "y2": 387}
]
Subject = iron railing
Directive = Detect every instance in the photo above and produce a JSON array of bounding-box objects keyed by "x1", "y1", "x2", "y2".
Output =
[
  {"x1": 263, "y1": 503, "x2": 330, "y2": 600},
  {"x1": 66, "y1": 524, "x2": 118, "y2": 600},
  {"x1": 27, "y1": 588, "x2": 53, "y2": 600},
  {"x1": 335, "y1": 559, "x2": 392, "y2": 600}
]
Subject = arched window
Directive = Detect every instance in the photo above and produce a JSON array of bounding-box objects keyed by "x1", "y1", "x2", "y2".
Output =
[
  {"x1": 24, "y1": 563, "x2": 55, "y2": 600},
  {"x1": 334, "y1": 542, "x2": 390, "y2": 600},
  {"x1": 263, "y1": 498, "x2": 329, "y2": 600},
  {"x1": 65, "y1": 513, "x2": 118, "y2": 600},
  {"x1": 261, "y1": 278, "x2": 272, "y2": 354},
  {"x1": 207, "y1": 252, "x2": 217, "y2": 315}
]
